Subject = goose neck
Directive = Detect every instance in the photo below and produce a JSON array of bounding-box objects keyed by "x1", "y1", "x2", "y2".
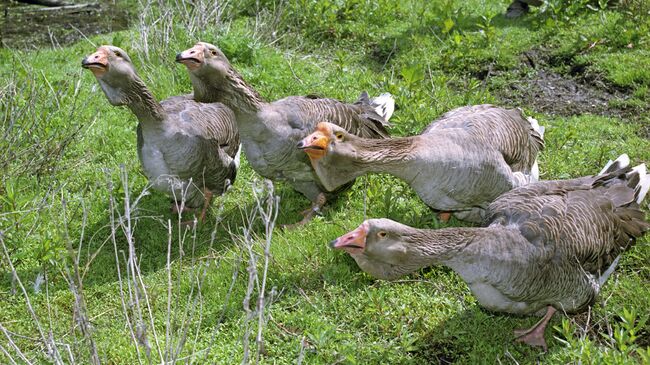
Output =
[
  {"x1": 352, "y1": 227, "x2": 484, "y2": 280},
  {"x1": 123, "y1": 77, "x2": 165, "y2": 124},
  {"x1": 355, "y1": 137, "x2": 420, "y2": 180},
  {"x1": 192, "y1": 68, "x2": 266, "y2": 117}
]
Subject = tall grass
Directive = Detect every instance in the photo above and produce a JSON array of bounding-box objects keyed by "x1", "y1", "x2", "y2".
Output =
[
  {"x1": 133, "y1": 0, "x2": 233, "y2": 64},
  {"x1": 1, "y1": 169, "x2": 281, "y2": 363}
]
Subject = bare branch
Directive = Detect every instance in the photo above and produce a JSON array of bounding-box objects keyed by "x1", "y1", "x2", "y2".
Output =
[
  {"x1": 0, "y1": 232, "x2": 62, "y2": 364},
  {"x1": 59, "y1": 193, "x2": 101, "y2": 365},
  {"x1": 0, "y1": 322, "x2": 33, "y2": 365}
]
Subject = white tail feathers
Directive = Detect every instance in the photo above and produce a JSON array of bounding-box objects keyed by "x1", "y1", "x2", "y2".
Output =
[
  {"x1": 632, "y1": 163, "x2": 647, "y2": 178},
  {"x1": 530, "y1": 160, "x2": 540, "y2": 182},
  {"x1": 370, "y1": 93, "x2": 395, "y2": 122},
  {"x1": 599, "y1": 154, "x2": 630, "y2": 175},
  {"x1": 525, "y1": 117, "x2": 543, "y2": 181},
  {"x1": 631, "y1": 163, "x2": 650, "y2": 204},
  {"x1": 233, "y1": 143, "x2": 242, "y2": 170},
  {"x1": 527, "y1": 116, "x2": 544, "y2": 138},
  {"x1": 527, "y1": 117, "x2": 543, "y2": 182}
]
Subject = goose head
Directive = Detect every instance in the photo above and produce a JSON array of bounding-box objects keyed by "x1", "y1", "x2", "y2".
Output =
[
  {"x1": 330, "y1": 218, "x2": 450, "y2": 280},
  {"x1": 82, "y1": 45, "x2": 137, "y2": 106},
  {"x1": 176, "y1": 42, "x2": 231, "y2": 93},
  {"x1": 330, "y1": 219, "x2": 417, "y2": 269},
  {"x1": 297, "y1": 122, "x2": 364, "y2": 191}
]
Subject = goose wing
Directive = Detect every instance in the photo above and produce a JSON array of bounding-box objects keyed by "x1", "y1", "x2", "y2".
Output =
[
  {"x1": 281, "y1": 94, "x2": 391, "y2": 139},
  {"x1": 162, "y1": 96, "x2": 240, "y2": 157},
  {"x1": 486, "y1": 167, "x2": 649, "y2": 276},
  {"x1": 422, "y1": 105, "x2": 544, "y2": 174},
  {"x1": 161, "y1": 96, "x2": 240, "y2": 193}
]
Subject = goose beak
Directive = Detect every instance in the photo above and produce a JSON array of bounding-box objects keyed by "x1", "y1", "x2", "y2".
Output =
[
  {"x1": 330, "y1": 222, "x2": 368, "y2": 254},
  {"x1": 176, "y1": 45, "x2": 204, "y2": 70},
  {"x1": 82, "y1": 48, "x2": 108, "y2": 77},
  {"x1": 298, "y1": 125, "x2": 331, "y2": 160}
]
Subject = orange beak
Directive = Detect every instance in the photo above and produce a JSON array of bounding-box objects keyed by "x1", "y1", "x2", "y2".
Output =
[
  {"x1": 297, "y1": 123, "x2": 332, "y2": 161},
  {"x1": 330, "y1": 222, "x2": 368, "y2": 254},
  {"x1": 81, "y1": 47, "x2": 109, "y2": 77},
  {"x1": 176, "y1": 44, "x2": 204, "y2": 70}
]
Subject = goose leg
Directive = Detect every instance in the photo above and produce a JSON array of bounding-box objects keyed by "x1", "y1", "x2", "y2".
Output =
[
  {"x1": 514, "y1": 306, "x2": 557, "y2": 351},
  {"x1": 437, "y1": 212, "x2": 452, "y2": 223},
  {"x1": 181, "y1": 189, "x2": 213, "y2": 227},
  {"x1": 282, "y1": 193, "x2": 326, "y2": 229},
  {"x1": 196, "y1": 189, "x2": 213, "y2": 223}
]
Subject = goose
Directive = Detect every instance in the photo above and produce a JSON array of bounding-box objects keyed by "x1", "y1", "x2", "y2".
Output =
[
  {"x1": 298, "y1": 105, "x2": 544, "y2": 222},
  {"x1": 176, "y1": 42, "x2": 394, "y2": 226},
  {"x1": 330, "y1": 154, "x2": 650, "y2": 350},
  {"x1": 82, "y1": 46, "x2": 240, "y2": 222}
]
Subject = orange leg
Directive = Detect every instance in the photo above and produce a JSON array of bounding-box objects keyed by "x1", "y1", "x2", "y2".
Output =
[
  {"x1": 180, "y1": 189, "x2": 213, "y2": 227},
  {"x1": 514, "y1": 306, "x2": 557, "y2": 352},
  {"x1": 282, "y1": 193, "x2": 327, "y2": 229},
  {"x1": 196, "y1": 189, "x2": 214, "y2": 223},
  {"x1": 437, "y1": 212, "x2": 452, "y2": 223}
]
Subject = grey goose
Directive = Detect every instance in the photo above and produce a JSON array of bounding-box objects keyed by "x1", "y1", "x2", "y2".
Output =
[
  {"x1": 331, "y1": 154, "x2": 649, "y2": 350},
  {"x1": 82, "y1": 46, "x2": 240, "y2": 223},
  {"x1": 176, "y1": 42, "x2": 394, "y2": 226},
  {"x1": 299, "y1": 105, "x2": 544, "y2": 222}
]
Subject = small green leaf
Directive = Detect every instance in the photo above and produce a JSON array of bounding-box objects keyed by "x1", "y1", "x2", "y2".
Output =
[
  {"x1": 453, "y1": 32, "x2": 462, "y2": 45},
  {"x1": 442, "y1": 18, "x2": 455, "y2": 34}
]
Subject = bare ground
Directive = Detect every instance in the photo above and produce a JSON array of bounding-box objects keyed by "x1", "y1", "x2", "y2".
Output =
[
  {"x1": 485, "y1": 49, "x2": 644, "y2": 120},
  {"x1": 0, "y1": 2, "x2": 129, "y2": 49}
]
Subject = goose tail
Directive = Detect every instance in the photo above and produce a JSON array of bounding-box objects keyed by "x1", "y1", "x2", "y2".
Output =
[
  {"x1": 233, "y1": 143, "x2": 242, "y2": 170},
  {"x1": 599, "y1": 154, "x2": 630, "y2": 175},
  {"x1": 526, "y1": 116, "x2": 544, "y2": 181},
  {"x1": 530, "y1": 160, "x2": 540, "y2": 182},
  {"x1": 369, "y1": 92, "x2": 395, "y2": 123},
  {"x1": 527, "y1": 116, "x2": 544, "y2": 138},
  {"x1": 629, "y1": 163, "x2": 650, "y2": 204}
]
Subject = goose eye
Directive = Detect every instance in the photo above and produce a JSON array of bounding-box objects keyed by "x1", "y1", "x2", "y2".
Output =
[
  {"x1": 377, "y1": 231, "x2": 387, "y2": 238},
  {"x1": 335, "y1": 132, "x2": 344, "y2": 141},
  {"x1": 211, "y1": 50, "x2": 218, "y2": 56},
  {"x1": 114, "y1": 51, "x2": 122, "y2": 57}
]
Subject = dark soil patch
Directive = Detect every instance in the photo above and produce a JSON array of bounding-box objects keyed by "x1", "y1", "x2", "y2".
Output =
[
  {"x1": 641, "y1": 123, "x2": 650, "y2": 140},
  {"x1": 486, "y1": 49, "x2": 643, "y2": 119},
  {"x1": 1, "y1": 2, "x2": 130, "y2": 49},
  {"x1": 410, "y1": 339, "x2": 459, "y2": 365}
]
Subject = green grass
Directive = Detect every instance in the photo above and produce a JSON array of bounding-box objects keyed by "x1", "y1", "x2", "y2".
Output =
[{"x1": 1, "y1": 0, "x2": 649, "y2": 363}]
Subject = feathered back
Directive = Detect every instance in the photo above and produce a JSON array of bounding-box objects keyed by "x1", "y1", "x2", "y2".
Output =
[
  {"x1": 423, "y1": 105, "x2": 544, "y2": 174},
  {"x1": 296, "y1": 93, "x2": 391, "y2": 139},
  {"x1": 487, "y1": 158, "x2": 650, "y2": 280},
  {"x1": 162, "y1": 95, "x2": 240, "y2": 158}
]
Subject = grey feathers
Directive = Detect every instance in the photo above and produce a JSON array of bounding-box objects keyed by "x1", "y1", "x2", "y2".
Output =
[
  {"x1": 86, "y1": 46, "x2": 239, "y2": 208},
  {"x1": 423, "y1": 105, "x2": 545, "y2": 175},
  {"x1": 342, "y1": 155, "x2": 649, "y2": 317},
  {"x1": 182, "y1": 42, "x2": 394, "y2": 202}
]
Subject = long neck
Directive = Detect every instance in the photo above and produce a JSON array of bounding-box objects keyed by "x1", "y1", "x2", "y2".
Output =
[
  {"x1": 191, "y1": 68, "x2": 266, "y2": 117},
  {"x1": 126, "y1": 78, "x2": 165, "y2": 123},
  {"x1": 352, "y1": 227, "x2": 485, "y2": 280},
  {"x1": 101, "y1": 76, "x2": 165, "y2": 124},
  {"x1": 350, "y1": 136, "x2": 421, "y2": 181}
]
